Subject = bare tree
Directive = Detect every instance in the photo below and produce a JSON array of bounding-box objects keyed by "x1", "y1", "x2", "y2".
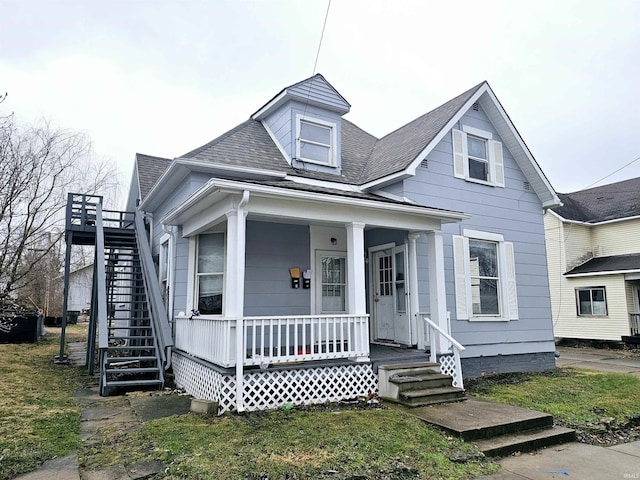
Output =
[{"x1": 0, "y1": 116, "x2": 119, "y2": 305}]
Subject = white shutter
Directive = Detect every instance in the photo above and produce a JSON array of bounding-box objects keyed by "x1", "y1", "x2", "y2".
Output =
[
  {"x1": 453, "y1": 235, "x2": 470, "y2": 320},
  {"x1": 492, "y1": 140, "x2": 505, "y2": 187},
  {"x1": 452, "y1": 129, "x2": 467, "y2": 179},
  {"x1": 503, "y1": 242, "x2": 519, "y2": 319}
]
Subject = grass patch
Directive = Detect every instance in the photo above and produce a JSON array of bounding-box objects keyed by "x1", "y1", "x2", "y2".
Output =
[
  {"x1": 467, "y1": 369, "x2": 640, "y2": 425},
  {"x1": 81, "y1": 406, "x2": 498, "y2": 479},
  {"x1": 0, "y1": 324, "x2": 87, "y2": 480}
]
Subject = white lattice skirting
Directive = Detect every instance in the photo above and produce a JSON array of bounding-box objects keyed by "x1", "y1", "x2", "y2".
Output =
[
  {"x1": 172, "y1": 351, "x2": 378, "y2": 413},
  {"x1": 438, "y1": 353, "x2": 462, "y2": 388}
]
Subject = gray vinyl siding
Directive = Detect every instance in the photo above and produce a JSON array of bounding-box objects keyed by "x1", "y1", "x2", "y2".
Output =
[
  {"x1": 263, "y1": 103, "x2": 292, "y2": 159},
  {"x1": 148, "y1": 172, "x2": 210, "y2": 318},
  {"x1": 288, "y1": 79, "x2": 350, "y2": 113},
  {"x1": 400, "y1": 105, "x2": 555, "y2": 358},
  {"x1": 243, "y1": 221, "x2": 310, "y2": 317}
]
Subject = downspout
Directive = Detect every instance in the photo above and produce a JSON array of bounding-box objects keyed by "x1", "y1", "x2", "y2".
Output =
[
  {"x1": 235, "y1": 190, "x2": 250, "y2": 413},
  {"x1": 161, "y1": 223, "x2": 177, "y2": 370}
]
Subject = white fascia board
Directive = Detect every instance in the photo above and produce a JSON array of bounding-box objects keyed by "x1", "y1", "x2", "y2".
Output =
[
  {"x1": 360, "y1": 171, "x2": 413, "y2": 191},
  {"x1": 479, "y1": 87, "x2": 561, "y2": 207},
  {"x1": 252, "y1": 90, "x2": 288, "y2": 120},
  {"x1": 261, "y1": 121, "x2": 291, "y2": 165},
  {"x1": 172, "y1": 157, "x2": 287, "y2": 180},
  {"x1": 550, "y1": 209, "x2": 640, "y2": 226},
  {"x1": 139, "y1": 161, "x2": 191, "y2": 211},
  {"x1": 565, "y1": 269, "x2": 640, "y2": 278},
  {"x1": 371, "y1": 190, "x2": 417, "y2": 204},
  {"x1": 285, "y1": 175, "x2": 362, "y2": 193},
  {"x1": 361, "y1": 85, "x2": 488, "y2": 192}
]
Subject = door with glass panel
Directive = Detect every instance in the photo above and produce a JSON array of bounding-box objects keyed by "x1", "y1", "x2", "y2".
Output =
[{"x1": 372, "y1": 245, "x2": 410, "y2": 345}]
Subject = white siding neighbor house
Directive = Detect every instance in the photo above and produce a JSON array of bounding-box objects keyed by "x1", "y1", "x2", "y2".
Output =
[
  {"x1": 127, "y1": 74, "x2": 561, "y2": 412},
  {"x1": 545, "y1": 177, "x2": 640, "y2": 343}
]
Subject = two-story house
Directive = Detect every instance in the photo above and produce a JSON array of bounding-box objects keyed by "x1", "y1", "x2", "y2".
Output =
[
  {"x1": 545, "y1": 177, "x2": 640, "y2": 344},
  {"x1": 127, "y1": 74, "x2": 561, "y2": 412}
]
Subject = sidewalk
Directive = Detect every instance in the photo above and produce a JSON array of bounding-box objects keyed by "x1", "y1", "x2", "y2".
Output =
[{"x1": 556, "y1": 345, "x2": 640, "y2": 375}]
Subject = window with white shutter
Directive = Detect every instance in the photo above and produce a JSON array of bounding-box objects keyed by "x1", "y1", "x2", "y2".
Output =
[
  {"x1": 452, "y1": 126, "x2": 505, "y2": 187},
  {"x1": 452, "y1": 230, "x2": 518, "y2": 321}
]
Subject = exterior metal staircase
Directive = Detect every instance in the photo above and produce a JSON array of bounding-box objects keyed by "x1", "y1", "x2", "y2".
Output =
[{"x1": 60, "y1": 194, "x2": 173, "y2": 396}]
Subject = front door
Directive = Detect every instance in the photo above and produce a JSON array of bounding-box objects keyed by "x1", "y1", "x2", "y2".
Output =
[{"x1": 372, "y1": 245, "x2": 411, "y2": 345}]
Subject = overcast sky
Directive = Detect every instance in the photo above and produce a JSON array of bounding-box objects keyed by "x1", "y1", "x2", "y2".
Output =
[{"x1": 2, "y1": 0, "x2": 639, "y2": 203}]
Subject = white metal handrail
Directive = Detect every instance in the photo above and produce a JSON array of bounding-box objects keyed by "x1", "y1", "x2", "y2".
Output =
[{"x1": 420, "y1": 313, "x2": 465, "y2": 389}]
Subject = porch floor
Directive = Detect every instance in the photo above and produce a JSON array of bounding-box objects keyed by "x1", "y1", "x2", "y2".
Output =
[{"x1": 369, "y1": 344, "x2": 431, "y2": 372}]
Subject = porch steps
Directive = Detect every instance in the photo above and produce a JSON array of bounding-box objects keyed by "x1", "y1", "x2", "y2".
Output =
[
  {"x1": 378, "y1": 362, "x2": 466, "y2": 407},
  {"x1": 412, "y1": 397, "x2": 576, "y2": 458}
]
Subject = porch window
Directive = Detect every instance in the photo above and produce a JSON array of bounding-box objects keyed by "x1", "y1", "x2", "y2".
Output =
[
  {"x1": 453, "y1": 229, "x2": 518, "y2": 321},
  {"x1": 576, "y1": 287, "x2": 607, "y2": 316},
  {"x1": 196, "y1": 233, "x2": 224, "y2": 315},
  {"x1": 320, "y1": 254, "x2": 346, "y2": 312}
]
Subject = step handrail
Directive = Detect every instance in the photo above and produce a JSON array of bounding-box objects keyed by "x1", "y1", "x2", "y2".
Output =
[
  {"x1": 420, "y1": 313, "x2": 465, "y2": 389},
  {"x1": 134, "y1": 212, "x2": 174, "y2": 364}
]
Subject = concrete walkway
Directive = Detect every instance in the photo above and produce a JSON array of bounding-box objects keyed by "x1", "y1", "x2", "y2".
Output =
[{"x1": 556, "y1": 346, "x2": 640, "y2": 375}]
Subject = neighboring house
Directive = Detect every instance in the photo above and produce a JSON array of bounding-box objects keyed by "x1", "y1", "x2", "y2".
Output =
[
  {"x1": 127, "y1": 74, "x2": 561, "y2": 412},
  {"x1": 545, "y1": 177, "x2": 640, "y2": 343},
  {"x1": 68, "y1": 264, "x2": 93, "y2": 313}
]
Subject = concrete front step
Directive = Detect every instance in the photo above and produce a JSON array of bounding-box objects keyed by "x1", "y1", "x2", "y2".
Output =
[
  {"x1": 471, "y1": 426, "x2": 576, "y2": 457},
  {"x1": 391, "y1": 372, "x2": 454, "y2": 391},
  {"x1": 399, "y1": 386, "x2": 466, "y2": 407},
  {"x1": 410, "y1": 397, "x2": 576, "y2": 458}
]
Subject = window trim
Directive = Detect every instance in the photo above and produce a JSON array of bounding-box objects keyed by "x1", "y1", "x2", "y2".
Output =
[
  {"x1": 315, "y1": 250, "x2": 348, "y2": 314},
  {"x1": 194, "y1": 232, "x2": 226, "y2": 316},
  {"x1": 452, "y1": 126, "x2": 505, "y2": 188},
  {"x1": 453, "y1": 229, "x2": 518, "y2": 322},
  {"x1": 295, "y1": 114, "x2": 337, "y2": 167},
  {"x1": 575, "y1": 286, "x2": 608, "y2": 317}
]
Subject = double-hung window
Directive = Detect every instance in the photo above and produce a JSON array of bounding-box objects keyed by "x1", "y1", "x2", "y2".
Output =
[
  {"x1": 296, "y1": 115, "x2": 336, "y2": 166},
  {"x1": 159, "y1": 238, "x2": 170, "y2": 311},
  {"x1": 196, "y1": 233, "x2": 225, "y2": 315},
  {"x1": 452, "y1": 126, "x2": 505, "y2": 187},
  {"x1": 576, "y1": 287, "x2": 607, "y2": 316},
  {"x1": 453, "y1": 230, "x2": 518, "y2": 321}
]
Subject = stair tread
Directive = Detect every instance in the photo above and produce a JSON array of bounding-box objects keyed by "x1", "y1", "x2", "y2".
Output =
[
  {"x1": 401, "y1": 386, "x2": 464, "y2": 398},
  {"x1": 390, "y1": 373, "x2": 451, "y2": 384},
  {"x1": 104, "y1": 379, "x2": 163, "y2": 387},
  {"x1": 472, "y1": 426, "x2": 575, "y2": 456},
  {"x1": 105, "y1": 367, "x2": 160, "y2": 373},
  {"x1": 104, "y1": 356, "x2": 157, "y2": 362},
  {"x1": 379, "y1": 361, "x2": 440, "y2": 371}
]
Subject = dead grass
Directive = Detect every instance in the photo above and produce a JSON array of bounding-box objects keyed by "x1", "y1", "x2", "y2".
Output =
[{"x1": 0, "y1": 324, "x2": 88, "y2": 480}]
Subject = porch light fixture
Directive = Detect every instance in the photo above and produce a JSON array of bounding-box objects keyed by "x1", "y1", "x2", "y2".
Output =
[{"x1": 330, "y1": 237, "x2": 337, "y2": 245}]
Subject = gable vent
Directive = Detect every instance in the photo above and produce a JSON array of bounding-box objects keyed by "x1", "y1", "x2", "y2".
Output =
[
  {"x1": 420, "y1": 159, "x2": 429, "y2": 169},
  {"x1": 472, "y1": 102, "x2": 479, "y2": 111},
  {"x1": 523, "y1": 181, "x2": 531, "y2": 191}
]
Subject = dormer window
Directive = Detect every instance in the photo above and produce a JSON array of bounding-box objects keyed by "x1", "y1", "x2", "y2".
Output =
[{"x1": 296, "y1": 115, "x2": 337, "y2": 166}]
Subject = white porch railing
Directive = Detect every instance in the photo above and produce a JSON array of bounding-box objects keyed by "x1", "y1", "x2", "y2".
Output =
[
  {"x1": 174, "y1": 314, "x2": 370, "y2": 368},
  {"x1": 419, "y1": 313, "x2": 465, "y2": 389}
]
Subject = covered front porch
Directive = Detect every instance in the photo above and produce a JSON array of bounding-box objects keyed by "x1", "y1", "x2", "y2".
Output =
[{"x1": 160, "y1": 179, "x2": 467, "y2": 411}]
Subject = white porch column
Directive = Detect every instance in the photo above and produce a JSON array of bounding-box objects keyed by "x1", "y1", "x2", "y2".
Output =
[
  {"x1": 225, "y1": 192, "x2": 249, "y2": 412},
  {"x1": 426, "y1": 230, "x2": 448, "y2": 354},
  {"x1": 346, "y1": 222, "x2": 368, "y2": 361},
  {"x1": 408, "y1": 232, "x2": 422, "y2": 347},
  {"x1": 346, "y1": 222, "x2": 366, "y2": 315}
]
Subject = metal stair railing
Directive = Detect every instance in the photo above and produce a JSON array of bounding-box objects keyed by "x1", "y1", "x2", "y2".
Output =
[
  {"x1": 420, "y1": 313, "x2": 465, "y2": 389},
  {"x1": 134, "y1": 212, "x2": 173, "y2": 365}
]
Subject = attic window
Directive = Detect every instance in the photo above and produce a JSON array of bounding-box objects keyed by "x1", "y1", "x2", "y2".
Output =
[{"x1": 296, "y1": 115, "x2": 337, "y2": 167}]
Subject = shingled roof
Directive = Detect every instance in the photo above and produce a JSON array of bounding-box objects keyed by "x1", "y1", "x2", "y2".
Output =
[
  {"x1": 136, "y1": 153, "x2": 171, "y2": 200},
  {"x1": 552, "y1": 177, "x2": 640, "y2": 223},
  {"x1": 565, "y1": 253, "x2": 640, "y2": 275},
  {"x1": 358, "y1": 82, "x2": 484, "y2": 184}
]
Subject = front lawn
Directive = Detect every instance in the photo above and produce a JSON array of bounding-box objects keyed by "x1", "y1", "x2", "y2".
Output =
[
  {"x1": 0, "y1": 324, "x2": 87, "y2": 480},
  {"x1": 467, "y1": 368, "x2": 640, "y2": 445}
]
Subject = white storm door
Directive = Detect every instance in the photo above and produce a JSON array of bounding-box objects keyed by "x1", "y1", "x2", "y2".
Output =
[
  {"x1": 373, "y1": 249, "x2": 395, "y2": 341},
  {"x1": 392, "y1": 245, "x2": 411, "y2": 345}
]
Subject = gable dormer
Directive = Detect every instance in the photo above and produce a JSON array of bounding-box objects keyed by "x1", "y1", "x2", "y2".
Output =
[{"x1": 252, "y1": 74, "x2": 350, "y2": 175}]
